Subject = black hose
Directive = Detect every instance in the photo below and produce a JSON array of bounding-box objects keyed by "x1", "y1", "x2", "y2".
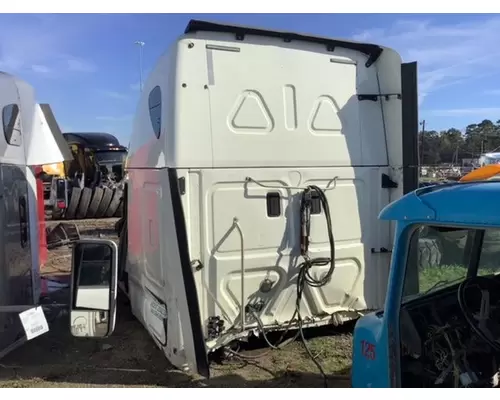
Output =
[
  {"x1": 232, "y1": 186, "x2": 335, "y2": 386},
  {"x1": 214, "y1": 185, "x2": 336, "y2": 387},
  {"x1": 295, "y1": 185, "x2": 336, "y2": 388}
]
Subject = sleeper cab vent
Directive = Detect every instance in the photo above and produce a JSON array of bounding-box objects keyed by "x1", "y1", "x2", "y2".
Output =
[{"x1": 266, "y1": 192, "x2": 281, "y2": 217}]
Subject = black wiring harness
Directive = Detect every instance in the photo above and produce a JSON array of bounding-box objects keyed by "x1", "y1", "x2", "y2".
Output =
[
  {"x1": 295, "y1": 185, "x2": 336, "y2": 387},
  {"x1": 228, "y1": 185, "x2": 336, "y2": 388}
]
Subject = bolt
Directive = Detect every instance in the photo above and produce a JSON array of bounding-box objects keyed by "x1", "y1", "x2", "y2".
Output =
[{"x1": 188, "y1": 42, "x2": 194, "y2": 49}]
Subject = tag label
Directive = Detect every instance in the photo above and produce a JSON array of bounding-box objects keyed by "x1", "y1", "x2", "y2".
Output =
[
  {"x1": 150, "y1": 298, "x2": 167, "y2": 321},
  {"x1": 19, "y1": 306, "x2": 49, "y2": 340}
]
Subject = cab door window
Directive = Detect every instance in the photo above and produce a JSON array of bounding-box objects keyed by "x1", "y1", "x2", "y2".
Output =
[{"x1": 2, "y1": 104, "x2": 22, "y2": 146}]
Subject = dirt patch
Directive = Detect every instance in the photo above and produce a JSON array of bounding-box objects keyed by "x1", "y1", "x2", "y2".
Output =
[
  {"x1": 0, "y1": 219, "x2": 353, "y2": 388},
  {"x1": 43, "y1": 218, "x2": 119, "y2": 276}
]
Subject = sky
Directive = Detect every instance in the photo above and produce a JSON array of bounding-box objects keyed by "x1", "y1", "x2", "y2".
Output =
[{"x1": 0, "y1": 13, "x2": 499, "y2": 144}]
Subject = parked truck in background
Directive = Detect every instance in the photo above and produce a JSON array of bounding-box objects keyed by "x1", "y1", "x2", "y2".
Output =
[{"x1": 40, "y1": 130, "x2": 127, "y2": 220}]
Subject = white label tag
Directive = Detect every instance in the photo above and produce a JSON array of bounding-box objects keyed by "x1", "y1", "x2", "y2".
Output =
[
  {"x1": 150, "y1": 299, "x2": 167, "y2": 321},
  {"x1": 19, "y1": 306, "x2": 49, "y2": 340}
]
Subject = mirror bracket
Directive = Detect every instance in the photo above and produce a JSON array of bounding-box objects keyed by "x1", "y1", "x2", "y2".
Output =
[{"x1": 70, "y1": 239, "x2": 118, "y2": 338}]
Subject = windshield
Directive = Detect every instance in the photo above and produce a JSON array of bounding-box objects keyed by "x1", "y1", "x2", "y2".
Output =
[
  {"x1": 95, "y1": 151, "x2": 126, "y2": 164},
  {"x1": 402, "y1": 226, "x2": 500, "y2": 302}
]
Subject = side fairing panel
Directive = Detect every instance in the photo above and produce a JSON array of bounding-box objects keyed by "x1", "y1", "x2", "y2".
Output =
[{"x1": 126, "y1": 162, "x2": 209, "y2": 377}]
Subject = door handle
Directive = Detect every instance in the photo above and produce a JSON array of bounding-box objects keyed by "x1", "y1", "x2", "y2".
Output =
[{"x1": 19, "y1": 196, "x2": 28, "y2": 248}]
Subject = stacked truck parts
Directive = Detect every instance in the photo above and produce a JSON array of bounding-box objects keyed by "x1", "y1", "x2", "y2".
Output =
[
  {"x1": 42, "y1": 131, "x2": 128, "y2": 220},
  {"x1": 64, "y1": 186, "x2": 124, "y2": 220}
]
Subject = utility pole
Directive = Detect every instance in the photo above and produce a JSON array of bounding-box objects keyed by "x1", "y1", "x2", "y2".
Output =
[
  {"x1": 134, "y1": 41, "x2": 145, "y2": 92},
  {"x1": 419, "y1": 119, "x2": 426, "y2": 166}
]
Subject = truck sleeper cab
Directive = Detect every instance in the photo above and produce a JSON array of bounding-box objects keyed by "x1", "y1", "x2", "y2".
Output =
[
  {"x1": 352, "y1": 174, "x2": 500, "y2": 388},
  {"x1": 0, "y1": 72, "x2": 73, "y2": 358},
  {"x1": 124, "y1": 20, "x2": 419, "y2": 377}
]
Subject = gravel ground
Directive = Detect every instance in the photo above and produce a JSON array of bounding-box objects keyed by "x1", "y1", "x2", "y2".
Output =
[{"x1": 0, "y1": 218, "x2": 353, "y2": 388}]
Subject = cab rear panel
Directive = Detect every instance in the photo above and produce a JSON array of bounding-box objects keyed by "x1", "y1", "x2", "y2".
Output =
[{"x1": 126, "y1": 21, "x2": 413, "y2": 373}]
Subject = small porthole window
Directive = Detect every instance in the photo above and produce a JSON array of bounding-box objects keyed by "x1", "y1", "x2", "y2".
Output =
[
  {"x1": 2, "y1": 104, "x2": 22, "y2": 147},
  {"x1": 148, "y1": 86, "x2": 162, "y2": 139}
]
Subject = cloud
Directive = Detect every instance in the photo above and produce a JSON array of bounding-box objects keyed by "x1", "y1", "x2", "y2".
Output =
[
  {"x1": 0, "y1": 15, "x2": 97, "y2": 76},
  {"x1": 352, "y1": 17, "x2": 500, "y2": 105},
  {"x1": 67, "y1": 58, "x2": 97, "y2": 73},
  {"x1": 130, "y1": 82, "x2": 141, "y2": 91},
  {"x1": 96, "y1": 115, "x2": 133, "y2": 122},
  {"x1": 100, "y1": 90, "x2": 129, "y2": 100},
  {"x1": 427, "y1": 107, "x2": 500, "y2": 117},
  {"x1": 31, "y1": 64, "x2": 51, "y2": 74}
]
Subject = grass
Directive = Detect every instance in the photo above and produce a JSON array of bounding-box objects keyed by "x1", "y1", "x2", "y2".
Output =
[
  {"x1": 419, "y1": 264, "x2": 498, "y2": 293},
  {"x1": 419, "y1": 264, "x2": 468, "y2": 293}
]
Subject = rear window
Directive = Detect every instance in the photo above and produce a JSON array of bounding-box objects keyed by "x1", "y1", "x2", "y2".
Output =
[{"x1": 95, "y1": 151, "x2": 126, "y2": 164}]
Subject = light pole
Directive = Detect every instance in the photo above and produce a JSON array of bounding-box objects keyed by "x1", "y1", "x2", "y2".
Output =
[
  {"x1": 134, "y1": 41, "x2": 145, "y2": 92},
  {"x1": 419, "y1": 119, "x2": 426, "y2": 167}
]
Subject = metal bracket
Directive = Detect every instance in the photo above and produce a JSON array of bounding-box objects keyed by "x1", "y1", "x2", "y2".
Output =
[
  {"x1": 190, "y1": 259, "x2": 204, "y2": 271},
  {"x1": 245, "y1": 176, "x2": 339, "y2": 191},
  {"x1": 0, "y1": 335, "x2": 27, "y2": 361},
  {"x1": 371, "y1": 247, "x2": 392, "y2": 254},
  {"x1": 358, "y1": 93, "x2": 401, "y2": 102},
  {"x1": 0, "y1": 304, "x2": 67, "y2": 313},
  {"x1": 233, "y1": 217, "x2": 246, "y2": 332}
]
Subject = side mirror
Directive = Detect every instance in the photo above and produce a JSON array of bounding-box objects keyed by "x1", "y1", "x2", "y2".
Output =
[{"x1": 70, "y1": 239, "x2": 118, "y2": 338}]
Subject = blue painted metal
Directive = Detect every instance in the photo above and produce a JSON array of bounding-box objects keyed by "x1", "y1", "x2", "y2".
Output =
[
  {"x1": 351, "y1": 180, "x2": 500, "y2": 388},
  {"x1": 381, "y1": 181, "x2": 500, "y2": 227}
]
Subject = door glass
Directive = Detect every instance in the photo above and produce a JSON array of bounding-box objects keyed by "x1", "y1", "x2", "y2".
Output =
[
  {"x1": 478, "y1": 228, "x2": 500, "y2": 276},
  {"x1": 403, "y1": 225, "x2": 471, "y2": 300}
]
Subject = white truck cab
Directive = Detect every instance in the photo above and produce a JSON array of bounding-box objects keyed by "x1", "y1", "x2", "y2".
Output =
[
  {"x1": 69, "y1": 20, "x2": 420, "y2": 379},
  {"x1": 0, "y1": 72, "x2": 73, "y2": 357}
]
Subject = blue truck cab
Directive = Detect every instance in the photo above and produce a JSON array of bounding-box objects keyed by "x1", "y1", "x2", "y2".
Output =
[{"x1": 352, "y1": 168, "x2": 500, "y2": 388}]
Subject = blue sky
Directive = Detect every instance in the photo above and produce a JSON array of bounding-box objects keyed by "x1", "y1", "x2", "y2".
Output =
[{"x1": 0, "y1": 13, "x2": 498, "y2": 144}]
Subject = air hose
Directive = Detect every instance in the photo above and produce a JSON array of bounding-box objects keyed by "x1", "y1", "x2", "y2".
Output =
[{"x1": 296, "y1": 185, "x2": 336, "y2": 387}]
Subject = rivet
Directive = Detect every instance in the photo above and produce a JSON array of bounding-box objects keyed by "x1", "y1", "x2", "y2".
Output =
[
  {"x1": 188, "y1": 42, "x2": 194, "y2": 49},
  {"x1": 182, "y1": 83, "x2": 187, "y2": 88}
]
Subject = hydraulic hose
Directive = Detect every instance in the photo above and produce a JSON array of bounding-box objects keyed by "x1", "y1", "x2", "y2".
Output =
[{"x1": 296, "y1": 185, "x2": 336, "y2": 387}]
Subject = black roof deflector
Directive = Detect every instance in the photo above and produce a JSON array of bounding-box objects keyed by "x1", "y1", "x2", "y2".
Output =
[
  {"x1": 62, "y1": 132, "x2": 126, "y2": 150},
  {"x1": 185, "y1": 19, "x2": 384, "y2": 67}
]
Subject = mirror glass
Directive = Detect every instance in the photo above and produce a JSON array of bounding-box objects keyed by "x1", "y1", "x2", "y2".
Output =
[{"x1": 70, "y1": 240, "x2": 117, "y2": 338}]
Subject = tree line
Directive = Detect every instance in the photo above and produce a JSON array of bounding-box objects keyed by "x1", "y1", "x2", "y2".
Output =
[{"x1": 419, "y1": 119, "x2": 500, "y2": 165}]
